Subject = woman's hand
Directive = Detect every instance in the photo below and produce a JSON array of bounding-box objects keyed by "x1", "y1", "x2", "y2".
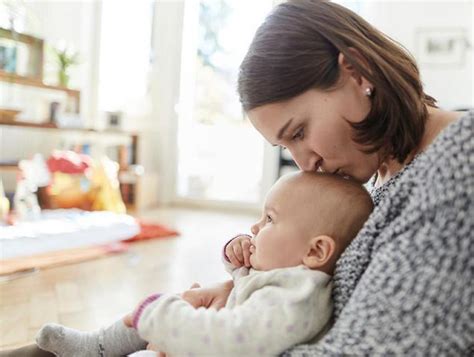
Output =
[
  {"x1": 122, "y1": 281, "x2": 234, "y2": 356},
  {"x1": 225, "y1": 234, "x2": 252, "y2": 268},
  {"x1": 146, "y1": 343, "x2": 165, "y2": 357},
  {"x1": 181, "y1": 280, "x2": 234, "y2": 310}
]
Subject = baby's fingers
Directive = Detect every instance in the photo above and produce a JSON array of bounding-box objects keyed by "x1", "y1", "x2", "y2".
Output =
[
  {"x1": 241, "y1": 239, "x2": 251, "y2": 267},
  {"x1": 227, "y1": 252, "x2": 241, "y2": 267},
  {"x1": 225, "y1": 245, "x2": 241, "y2": 267},
  {"x1": 232, "y1": 243, "x2": 244, "y2": 265}
]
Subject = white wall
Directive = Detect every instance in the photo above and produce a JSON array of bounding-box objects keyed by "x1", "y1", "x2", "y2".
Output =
[{"x1": 360, "y1": 0, "x2": 473, "y2": 109}]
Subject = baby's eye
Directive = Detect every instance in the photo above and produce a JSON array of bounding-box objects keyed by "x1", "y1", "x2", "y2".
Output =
[
  {"x1": 266, "y1": 215, "x2": 273, "y2": 223},
  {"x1": 291, "y1": 128, "x2": 304, "y2": 141}
]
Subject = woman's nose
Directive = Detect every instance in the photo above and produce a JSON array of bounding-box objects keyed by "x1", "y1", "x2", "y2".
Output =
[{"x1": 290, "y1": 149, "x2": 320, "y2": 172}]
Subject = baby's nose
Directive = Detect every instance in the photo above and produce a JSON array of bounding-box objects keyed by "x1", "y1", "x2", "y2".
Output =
[{"x1": 250, "y1": 224, "x2": 259, "y2": 235}]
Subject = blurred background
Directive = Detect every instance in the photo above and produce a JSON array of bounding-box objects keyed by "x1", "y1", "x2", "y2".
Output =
[
  {"x1": 0, "y1": 0, "x2": 472, "y2": 213},
  {"x1": 0, "y1": 0, "x2": 472, "y2": 349}
]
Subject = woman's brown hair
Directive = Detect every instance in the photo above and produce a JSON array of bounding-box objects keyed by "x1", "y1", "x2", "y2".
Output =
[{"x1": 238, "y1": 0, "x2": 437, "y2": 163}]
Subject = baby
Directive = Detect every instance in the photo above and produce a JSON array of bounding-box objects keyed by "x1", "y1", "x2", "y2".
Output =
[{"x1": 36, "y1": 172, "x2": 373, "y2": 356}]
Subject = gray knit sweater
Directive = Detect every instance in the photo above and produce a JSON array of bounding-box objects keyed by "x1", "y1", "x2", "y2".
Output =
[{"x1": 283, "y1": 110, "x2": 473, "y2": 356}]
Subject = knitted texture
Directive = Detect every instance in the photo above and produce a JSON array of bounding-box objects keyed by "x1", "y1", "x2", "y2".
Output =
[{"x1": 283, "y1": 111, "x2": 474, "y2": 356}]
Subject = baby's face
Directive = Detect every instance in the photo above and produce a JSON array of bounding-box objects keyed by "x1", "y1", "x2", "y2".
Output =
[
  {"x1": 249, "y1": 178, "x2": 317, "y2": 271},
  {"x1": 248, "y1": 172, "x2": 373, "y2": 272}
]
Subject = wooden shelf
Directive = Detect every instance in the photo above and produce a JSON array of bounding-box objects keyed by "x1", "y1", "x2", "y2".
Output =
[
  {"x1": 0, "y1": 120, "x2": 58, "y2": 130},
  {"x1": 0, "y1": 69, "x2": 81, "y2": 114},
  {"x1": 0, "y1": 119, "x2": 137, "y2": 136},
  {"x1": 0, "y1": 163, "x2": 19, "y2": 171},
  {"x1": 0, "y1": 70, "x2": 80, "y2": 97}
]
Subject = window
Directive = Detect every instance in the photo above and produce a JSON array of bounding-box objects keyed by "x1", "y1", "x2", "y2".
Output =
[{"x1": 176, "y1": 0, "x2": 274, "y2": 204}]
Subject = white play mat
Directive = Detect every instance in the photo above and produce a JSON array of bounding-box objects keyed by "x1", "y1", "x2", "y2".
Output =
[{"x1": 0, "y1": 209, "x2": 140, "y2": 259}]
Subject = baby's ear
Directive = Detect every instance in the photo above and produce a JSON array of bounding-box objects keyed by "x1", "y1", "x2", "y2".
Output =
[{"x1": 302, "y1": 235, "x2": 336, "y2": 271}]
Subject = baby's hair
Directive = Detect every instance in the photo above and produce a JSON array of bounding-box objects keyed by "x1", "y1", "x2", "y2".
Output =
[{"x1": 279, "y1": 172, "x2": 374, "y2": 256}]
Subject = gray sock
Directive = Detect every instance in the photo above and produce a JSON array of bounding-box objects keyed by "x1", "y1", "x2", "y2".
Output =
[{"x1": 36, "y1": 319, "x2": 147, "y2": 357}]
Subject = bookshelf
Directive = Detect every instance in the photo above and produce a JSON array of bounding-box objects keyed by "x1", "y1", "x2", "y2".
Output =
[{"x1": 0, "y1": 28, "x2": 141, "y2": 211}]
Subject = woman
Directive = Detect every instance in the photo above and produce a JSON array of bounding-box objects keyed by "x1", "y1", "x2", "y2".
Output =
[
  {"x1": 184, "y1": 0, "x2": 473, "y2": 355},
  {"x1": 2, "y1": 0, "x2": 472, "y2": 356}
]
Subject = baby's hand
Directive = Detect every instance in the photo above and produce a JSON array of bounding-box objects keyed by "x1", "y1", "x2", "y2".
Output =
[{"x1": 225, "y1": 234, "x2": 252, "y2": 268}]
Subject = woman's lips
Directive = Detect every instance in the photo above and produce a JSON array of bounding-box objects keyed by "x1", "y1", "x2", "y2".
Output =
[
  {"x1": 316, "y1": 159, "x2": 323, "y2": 172},
  {"x1": 332, "y1": 168, "x2": 352, "y2": 179}
]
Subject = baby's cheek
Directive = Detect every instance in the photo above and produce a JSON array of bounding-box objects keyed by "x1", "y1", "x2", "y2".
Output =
[{"x1": 249, "y1": 253, "x2": 256, "y2": 267}]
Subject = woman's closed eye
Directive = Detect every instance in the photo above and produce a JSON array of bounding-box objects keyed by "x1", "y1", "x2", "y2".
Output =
[{"x1": 291, "y1": 127, "x2": 304, "y2": 141}]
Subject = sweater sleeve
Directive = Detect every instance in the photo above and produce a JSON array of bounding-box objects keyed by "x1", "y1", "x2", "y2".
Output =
[
  {"x1": 221, "y1": 236, "x2": 237, "y2": 275},
  {"x1": 136, "y1": 273, "x2": 333, "y2": 356}
]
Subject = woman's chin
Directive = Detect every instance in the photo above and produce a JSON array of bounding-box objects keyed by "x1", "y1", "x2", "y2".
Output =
[{"x1": 349, "y1": 170, "x2": 374, "y2": 184}]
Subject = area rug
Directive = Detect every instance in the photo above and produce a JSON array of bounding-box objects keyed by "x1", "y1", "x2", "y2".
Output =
[{"x1": 125, "y1": 221, "x2": 180, "y2": 242}]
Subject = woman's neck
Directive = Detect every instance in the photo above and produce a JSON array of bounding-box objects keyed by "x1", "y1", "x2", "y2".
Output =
[{"x1": 375, "y1": 107, "x2": 462, "y2": 187}]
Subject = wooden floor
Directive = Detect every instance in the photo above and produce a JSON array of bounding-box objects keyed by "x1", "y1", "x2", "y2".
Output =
[{"x1": 0, "y1": 206, "x2": 258, "y2": 350}]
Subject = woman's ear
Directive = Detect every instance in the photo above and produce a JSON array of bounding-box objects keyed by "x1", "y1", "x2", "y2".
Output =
[
  {"x1": 338, "y1": 48, "x2": 373, "y2": 90},
  {"x1": 302, "y1": 235, "x2": 336, "y2": 271}
]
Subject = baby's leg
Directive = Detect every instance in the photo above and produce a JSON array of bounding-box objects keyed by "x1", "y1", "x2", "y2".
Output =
[{"x1": 36, "y1": 319, "x2": 147, "y2": 357}]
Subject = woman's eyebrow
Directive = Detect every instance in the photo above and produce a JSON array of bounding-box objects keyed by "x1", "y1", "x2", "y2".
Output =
[{"x1": 276, "y1": 118, "x2": 294, "y2": 141}]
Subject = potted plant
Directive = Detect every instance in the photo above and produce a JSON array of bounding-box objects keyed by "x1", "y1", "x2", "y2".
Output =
[{"x1": 52, "y1": 45, "x2": 79, "y2": 88}]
